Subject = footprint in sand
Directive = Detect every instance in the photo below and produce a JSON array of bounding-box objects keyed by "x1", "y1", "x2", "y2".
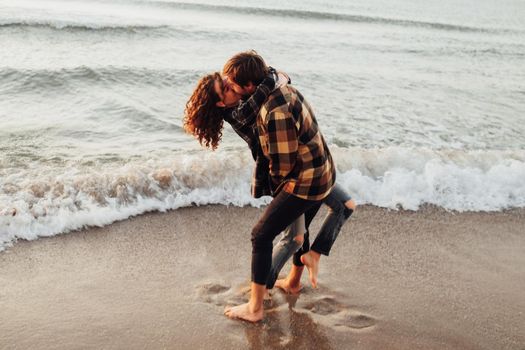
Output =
[
  {"x1": 196, "y1": 282, "x2": 255, "y2": 307},
  {"x1": 195, "y1": 282, "x2": 231, "y2": 305},
  {"x1": 333, "y1": 311, "x2": 376, "y2": 330},
  {"x1": 303, "y1": 296, "x2": 343, "y2": 315},
  {"x1": 302, "y1": 296, "x2": 376, "y2": 331}
]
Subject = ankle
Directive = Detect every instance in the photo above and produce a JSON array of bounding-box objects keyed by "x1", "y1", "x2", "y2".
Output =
[
  {"x1": 249, "y1": 300, "x2": 263, "y2": 313},
  {"x1": 288, "y1": 266, "x2": 304, "y2": 281},
  {"x1": 310, "y1": 251, "x2": 321, "y2": 261}
]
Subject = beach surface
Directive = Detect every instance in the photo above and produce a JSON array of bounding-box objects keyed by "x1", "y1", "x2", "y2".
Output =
[{"x1": 1, "y1": 205, "x2": 524, "y2": 350}]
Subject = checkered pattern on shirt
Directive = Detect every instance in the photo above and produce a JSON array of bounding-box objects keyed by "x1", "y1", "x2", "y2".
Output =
[{"x1": 256, "y1": 85, "x2": 335, "y2": 201}]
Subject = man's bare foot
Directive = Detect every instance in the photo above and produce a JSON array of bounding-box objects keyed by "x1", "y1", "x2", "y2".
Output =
[
  {"x1": 300, "y1": 251, "x2": 321, "y2": 288},
  {"x1": 274, "y1": 278, "x2": 302, "y2": 294},
  {"x1": 264, "y1": 289, "x2": 272, "y2": 301},
  {"x1": 224, "y1": 303, "x2": 263, "y2": 323}
]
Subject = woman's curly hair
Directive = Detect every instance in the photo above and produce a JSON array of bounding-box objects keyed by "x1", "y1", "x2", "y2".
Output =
[{"x1": 183, "y1": 72, "x2": 225, "y2": 150}]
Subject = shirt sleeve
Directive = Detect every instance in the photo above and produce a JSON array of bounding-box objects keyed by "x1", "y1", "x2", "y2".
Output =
[
  {"x1": 230, "y1": 75, "x2": 275, "y2": 127},
  {"x1": 265, "y1": 110, "x2": 298, "y2": 186}
]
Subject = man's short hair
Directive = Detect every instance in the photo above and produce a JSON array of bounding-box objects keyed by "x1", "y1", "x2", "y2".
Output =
[{"x1": 223, "y1": 50, "x2": 269, "y2": 87}]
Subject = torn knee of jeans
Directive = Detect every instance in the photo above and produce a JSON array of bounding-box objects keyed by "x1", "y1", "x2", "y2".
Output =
[
  {"x1": 343, "y1": 200, "x2": 356, "y2": 218},
  {"x1": 345, "y1": 199, "x2": 356, "y2": 210},
  {"x1": 293, "y1": 235, "x2": 304, "y2": 245}
]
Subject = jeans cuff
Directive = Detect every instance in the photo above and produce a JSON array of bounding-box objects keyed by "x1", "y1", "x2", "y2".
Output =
[{"x1": 311, "y1": 247, "x2": 330, "y2": 256}]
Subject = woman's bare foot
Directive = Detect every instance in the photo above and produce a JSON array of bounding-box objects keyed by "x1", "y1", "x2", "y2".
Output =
[
  {"x1": 224, "y1": 303, "x2": 263, "y2": 323},
  {"x1": 300, "y1": 251, "x2": 321, "y2": 288},
  {"x1": 274, "y1": 264, "x2": 304, "y2": 294},
  {"x1": 274, "y1": 278, "x2": 302, "y2": 294}
]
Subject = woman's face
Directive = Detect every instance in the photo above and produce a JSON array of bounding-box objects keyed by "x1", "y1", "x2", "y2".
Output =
[{"x1": 214, "y1": 77, "x2": 242, "y2": 108}]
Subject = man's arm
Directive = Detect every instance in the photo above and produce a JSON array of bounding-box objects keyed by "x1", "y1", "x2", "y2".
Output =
[
  {"x1": 221, "y1": 77, "x2": 274, "y2": 150},
  {"x1": 264, "y1": 109, "x2": 298, "y2": 191},
  {"x1": 229, "y1": 68, "x2": 277, "y2": 127}
]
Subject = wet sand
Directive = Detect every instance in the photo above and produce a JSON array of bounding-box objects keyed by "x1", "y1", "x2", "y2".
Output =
[{"x1": 1, "y1": 205, "x2": 524, "y2": 350}]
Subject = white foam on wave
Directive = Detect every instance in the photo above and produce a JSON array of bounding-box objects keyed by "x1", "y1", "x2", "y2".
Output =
[
  {"x1": 1, "y1": 146, "x2": 524, "y2": 251},
  {"x1": 332, "y1": 146, "x2": 525, "y2": 211},
  {"x1": 0, "y1": 151, "x2": 269, "y2": 251}
]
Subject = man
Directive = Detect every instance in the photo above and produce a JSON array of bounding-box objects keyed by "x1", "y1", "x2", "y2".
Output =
[{"x1": 222, "y1": 51, "x2": 337, "y2": 322}]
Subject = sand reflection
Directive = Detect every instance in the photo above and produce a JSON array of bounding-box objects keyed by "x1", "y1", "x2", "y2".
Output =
[{"x1": 244, "y1": 294, "x2": 334, "y2": 350}]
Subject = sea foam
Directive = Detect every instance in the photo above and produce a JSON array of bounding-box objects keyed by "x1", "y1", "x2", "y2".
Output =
[{"x1": 1, "y1": 146, "x2": 524, "y2": 251}]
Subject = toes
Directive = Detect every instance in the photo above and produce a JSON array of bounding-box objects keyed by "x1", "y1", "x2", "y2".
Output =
[{"x1": 309, "y1": 273, "x2": 317, "y2": 288}]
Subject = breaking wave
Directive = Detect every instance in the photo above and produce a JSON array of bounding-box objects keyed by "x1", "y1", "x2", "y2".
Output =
[{"x1": 1, "y1": 146, "x2": 524, "y2": 251}]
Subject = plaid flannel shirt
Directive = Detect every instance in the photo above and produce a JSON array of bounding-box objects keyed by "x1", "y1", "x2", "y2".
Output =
[
  {"x1": 223, "y1": 72, "x2": 276, "y2": 198},
  {"x1": 257, "y1": 85, "x2": 335, "y2": 200}
]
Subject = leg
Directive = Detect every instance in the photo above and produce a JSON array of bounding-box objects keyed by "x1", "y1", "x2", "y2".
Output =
[
  {"x1": 310, "y1": 184, "x2": 355, "y2": 255},
  {"x1": 274, "y1": 202, "x2": 322, "y2": 292},
  {"x1": 292, "y1": 202, "x2": 322, "y2": 266},
  {"x1": 225, "y1": 191, "x2": 320, "y2": 322},
  {"x1": 302, "y1": 184, "x2": 356, "y2": 287},
  {"x1": 266, "y1": 215, "x2": 305, "y2": 291},
  {"x1": 274, "y1": 264, "x2": 304, "y2": 294}
]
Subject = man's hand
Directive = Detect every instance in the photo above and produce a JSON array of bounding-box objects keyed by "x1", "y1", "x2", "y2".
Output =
[{"x1": 259, "y1": 66, "x2": 277, "y2": 91}]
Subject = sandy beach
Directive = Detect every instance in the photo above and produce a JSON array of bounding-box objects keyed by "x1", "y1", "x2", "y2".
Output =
[{"x1": 1, "y1": 205, "x2": 524, "y2": 350}]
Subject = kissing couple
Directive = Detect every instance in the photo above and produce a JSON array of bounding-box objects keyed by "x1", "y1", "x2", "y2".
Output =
[{"x1": 184, "y1": 50, "x2": 356, "y2": 322}]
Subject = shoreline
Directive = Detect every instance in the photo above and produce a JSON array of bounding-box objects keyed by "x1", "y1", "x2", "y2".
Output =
[{"x1": 1, "y1": 205, "x2": 524, "y2": 349}]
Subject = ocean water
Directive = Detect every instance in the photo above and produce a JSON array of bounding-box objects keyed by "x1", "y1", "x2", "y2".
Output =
[{"x1": 1, "y1": 0, "x2": 525, "y2": 250}]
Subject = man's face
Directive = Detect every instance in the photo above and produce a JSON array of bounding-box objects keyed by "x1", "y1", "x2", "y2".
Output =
[
  {"x1": 225, "y1": 76, "x2": 256, "y2": 97},
  {"x1": 214, "y1": 77, "x2": 242, "y2": 108}
]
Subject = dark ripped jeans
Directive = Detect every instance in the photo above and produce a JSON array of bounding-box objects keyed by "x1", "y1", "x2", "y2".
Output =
[
  {"x1": 251, "y1": 190, "x2": 322, "y2": 285},
  {"x1": 265, "y1": 183, "x2": 353, "y2": 288},
  {"x1": 296, "y1": 184, "x2": 353, "y2": 262}
]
